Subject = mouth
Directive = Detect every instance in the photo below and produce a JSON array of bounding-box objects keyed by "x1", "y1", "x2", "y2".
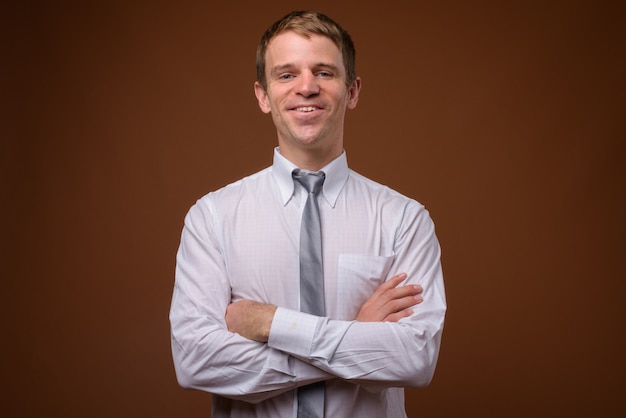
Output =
[{"x1": 293, "y1": 106, "x2": 320, "y2": 113}]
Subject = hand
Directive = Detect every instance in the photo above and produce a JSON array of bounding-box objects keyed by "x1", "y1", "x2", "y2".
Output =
[
  {"x1": 225, "y1": 300, "x2": 277, "y2": 342},
  {"x1": 356, "y1": 273, "x2": 423, "y2": 322}
]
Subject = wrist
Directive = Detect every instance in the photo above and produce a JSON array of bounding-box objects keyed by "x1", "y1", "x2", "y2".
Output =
[{"x1": 260, "y1": 304, "x2": 277, "y2": 341}]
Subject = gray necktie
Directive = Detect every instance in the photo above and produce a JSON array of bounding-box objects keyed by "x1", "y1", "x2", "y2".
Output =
[{"x1": 293, "y1": 170, "x2": 326, "y2": 418}]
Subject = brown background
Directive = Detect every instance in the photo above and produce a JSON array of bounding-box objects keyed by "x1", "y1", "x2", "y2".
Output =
[{"x1": 2, "y1": 0, "x2": 624, "y2": 417}]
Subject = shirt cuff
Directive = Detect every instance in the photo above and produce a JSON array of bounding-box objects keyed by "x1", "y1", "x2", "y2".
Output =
[{"x1": 268, "y1": 307, "x2": 320, "y2": 358}]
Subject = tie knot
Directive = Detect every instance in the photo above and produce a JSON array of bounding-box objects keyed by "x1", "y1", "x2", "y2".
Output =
[{"x1": 293, "y1": 170, "x2": 325, "y2": 195}]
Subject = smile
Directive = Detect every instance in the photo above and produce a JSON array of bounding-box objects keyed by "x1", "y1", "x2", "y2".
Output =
[{"x1": 294, "y1": 106, "x2": 319, "y2": 112}]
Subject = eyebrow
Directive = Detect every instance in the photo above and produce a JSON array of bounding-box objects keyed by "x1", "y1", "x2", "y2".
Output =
[{"x1": 270, "y1": 64, "x2": 295, "y2": 78}]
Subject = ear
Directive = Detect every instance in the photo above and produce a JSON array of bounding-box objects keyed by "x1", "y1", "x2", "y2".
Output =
[
  {"x1": 346, "y1": 76, "x2": 362, "y2": 110},
  {"x1": 254, "y1": 81, "x2": 272, "y2": 114}
]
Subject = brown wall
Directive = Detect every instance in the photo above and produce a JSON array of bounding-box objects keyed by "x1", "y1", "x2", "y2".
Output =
[{"x1": 3, "y1": 1, "x2": 624, "y2": 417}]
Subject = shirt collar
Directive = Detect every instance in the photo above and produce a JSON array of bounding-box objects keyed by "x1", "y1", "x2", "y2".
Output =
[{"x1": 272, "y1": 147, "x2": 349, "y2": 208}]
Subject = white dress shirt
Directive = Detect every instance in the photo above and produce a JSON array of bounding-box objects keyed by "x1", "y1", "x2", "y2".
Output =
[{"x1": 170, "y1": 148, "x2": 446, "y2": 418}]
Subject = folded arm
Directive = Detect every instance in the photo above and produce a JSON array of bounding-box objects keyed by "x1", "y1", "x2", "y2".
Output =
[
  {"x1": 226, "y1": 272, "x2": 435, "y2": 389},
  {"x1": 226, "y1": 272, "x2": 422, "y2": 341},
  {"x1": 170, "y1": 198, "x2": 446, "y2": 402}
]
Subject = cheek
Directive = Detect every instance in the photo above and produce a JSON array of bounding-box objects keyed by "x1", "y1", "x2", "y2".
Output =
[{"x1": 270, "y1": 110, "x2": 286, "y2": 128}]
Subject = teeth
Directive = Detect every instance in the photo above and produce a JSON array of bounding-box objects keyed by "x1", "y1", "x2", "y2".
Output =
[{"x1": 295, "y1": 106, "x2": 317, "y2": 112}]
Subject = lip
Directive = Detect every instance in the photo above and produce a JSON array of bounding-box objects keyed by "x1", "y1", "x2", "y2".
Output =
[
  {"x1": 289, "y1": 107, "x2": 323, "y2": 122},
  {"x1": 289, "y1": 104, "x2": 324, "y2": 113}
]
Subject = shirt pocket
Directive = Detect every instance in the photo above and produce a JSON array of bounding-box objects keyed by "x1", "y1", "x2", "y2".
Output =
[{"x1": 335, "y1": 253, "x2": 395, "y2": 320}]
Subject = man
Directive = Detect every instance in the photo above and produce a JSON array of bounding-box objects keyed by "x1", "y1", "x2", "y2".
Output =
[{"x1": 170, "y1": 10, "x2": 446, "y2": 418}]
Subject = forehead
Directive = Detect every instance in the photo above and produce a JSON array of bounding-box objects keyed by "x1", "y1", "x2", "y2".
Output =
[{"x1": 265, "y1": 31, "x2": 344, "y2": 69}]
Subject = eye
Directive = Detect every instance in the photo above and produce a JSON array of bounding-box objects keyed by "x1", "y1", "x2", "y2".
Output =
[
  {"x1": 278, "y1": 73, "x2": 294, "y2": 81},
  {"x1": 317, "y1": 71, "x2": 332, "y2": 78}
]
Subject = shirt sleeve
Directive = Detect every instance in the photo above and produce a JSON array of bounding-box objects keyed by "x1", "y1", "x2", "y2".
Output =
[
  {"x1": 169, "y1": 198, "x2": 332, "y2": 404},
  {"x1": 268, "y1": 202, "x2": 447, "y2": 388}
]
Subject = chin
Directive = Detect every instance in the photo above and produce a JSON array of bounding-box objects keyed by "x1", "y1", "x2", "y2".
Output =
[{"x1": 291, "y1": 132, "x2": 323, "y2": 146}]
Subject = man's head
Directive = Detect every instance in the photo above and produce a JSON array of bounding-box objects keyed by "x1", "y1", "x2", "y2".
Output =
[
  {"x1": 253, "y1": 11, "x2": 361, "y2": 170},
  {"x1": 256, "y1": 10, "x2": 357, "y2": 91}
]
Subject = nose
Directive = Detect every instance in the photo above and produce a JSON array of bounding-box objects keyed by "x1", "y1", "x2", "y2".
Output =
[{"x1": 295, "y1": 72, "x2": 320, "y2": 97}]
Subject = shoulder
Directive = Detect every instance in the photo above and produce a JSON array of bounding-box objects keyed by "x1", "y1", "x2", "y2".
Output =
[
  {"x1": 191, "y1": 166, "x2": 274, "y2": 213},
  {"x1": 345, "y1": 169, "x2": 435, "y2": 232},
  {"x1": 347, "y1": 169, "x2": 425, "y2": 209},
  {"x1": 212, "y1": 166, "x2": 273, "y2": 197}
]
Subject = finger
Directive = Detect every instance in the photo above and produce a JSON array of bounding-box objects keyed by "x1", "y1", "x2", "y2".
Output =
[
  {"x1": 376, "y1": 273, "x2": 408, "y2": 293},
  {"x1": 368, "y1": 274, "x2": 408, "y2": 302},
  {"x1": 375, "y1": 284, "x2": 422, "y2": 308},
  {"x1": 369, "y1": 293, "x2": 422, "y2": 323},
  {"x1": 389, "y1": 284, "x2": 422, "y2": 298},
  {"x1": 385, "y1": 293, "x2": 423, "y2": 315},
  {"x1": 384, "y1": 308, "x2": 414, "y2": 323},
  {"x1": 366, "y1": 284, "x2": 422, "y2": 317},
  {"x1": 383, "y1": 291, "x2": 425, "y2": 322}
]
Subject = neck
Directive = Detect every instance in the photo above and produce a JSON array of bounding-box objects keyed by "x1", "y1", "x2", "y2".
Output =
[
  {"x1": 279, "y1": 146, "x2": 342, "y2": 171},
  {"x1": 278, "y1": 135, "x2": 343, "y2": 171}
]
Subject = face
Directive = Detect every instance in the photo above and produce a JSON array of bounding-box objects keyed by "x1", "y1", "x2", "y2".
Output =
[{"x1": 254, "y1": 31, "x2": 361, "y2": 169}]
